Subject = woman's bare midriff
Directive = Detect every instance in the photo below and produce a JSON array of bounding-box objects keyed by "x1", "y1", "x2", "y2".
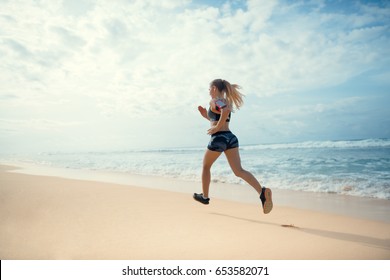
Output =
[{"x1": 210, "y1": 121, "x2": 230, "y2": 132}]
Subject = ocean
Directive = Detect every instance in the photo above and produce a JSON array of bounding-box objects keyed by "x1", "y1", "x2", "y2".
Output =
[{"x1": 2, "y1": 138, "x2": 389, "y2": 200}]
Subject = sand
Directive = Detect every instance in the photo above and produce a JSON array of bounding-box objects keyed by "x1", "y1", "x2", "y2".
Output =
[{"x1": 0, "y1": 164, "x2": 389, "y2": 260}]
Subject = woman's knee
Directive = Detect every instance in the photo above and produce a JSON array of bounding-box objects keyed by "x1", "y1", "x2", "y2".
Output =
[
  {"x1": 202, "y1": 163, "x2": 212, "y2": 172},
  {"x1": 232, "y1": 167, "x2": 245, "y2": 178}
]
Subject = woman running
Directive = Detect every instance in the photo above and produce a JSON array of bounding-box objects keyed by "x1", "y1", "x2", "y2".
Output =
[{"x1": 193, "y1": 78, "x2": 273, "y2": 214}]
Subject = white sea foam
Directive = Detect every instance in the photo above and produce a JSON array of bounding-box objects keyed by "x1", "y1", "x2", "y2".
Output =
[
  {"x1": 2, "y1": 138, "x2": 389, "y2": 200},
  {"x1": 241, "y1": 138, "x2": 390, "y2": 150}
]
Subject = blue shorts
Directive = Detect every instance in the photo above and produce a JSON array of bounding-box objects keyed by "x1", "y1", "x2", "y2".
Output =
[{"x1": 207, "y1": 131, "x2": 239, "y2": 152}]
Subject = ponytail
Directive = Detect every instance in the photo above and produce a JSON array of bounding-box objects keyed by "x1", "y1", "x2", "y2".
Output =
[{"x1": 211, "y1": 79, "x2": 244, "y2": 110}]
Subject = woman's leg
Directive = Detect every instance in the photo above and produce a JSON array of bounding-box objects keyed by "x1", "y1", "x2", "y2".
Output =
[
  {"x1": 224, "y1": 147, "x2": 262, "y2": 195},
  {"x1": 202, "y1": 149, "x2": 222, "y2": 198}
]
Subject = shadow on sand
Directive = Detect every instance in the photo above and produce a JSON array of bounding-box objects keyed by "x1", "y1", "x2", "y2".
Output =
[{"x1": 210, "y1": 212, "x2": 390, "y2": 251}]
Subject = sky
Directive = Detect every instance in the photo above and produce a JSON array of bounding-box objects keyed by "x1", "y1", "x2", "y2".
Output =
[{"x1": 0, "y1": 0, "x2": 389, "y2": 153}]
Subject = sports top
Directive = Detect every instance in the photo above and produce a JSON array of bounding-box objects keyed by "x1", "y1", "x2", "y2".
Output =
[{"x1": 208, "y1": 108, "x2": 231, "y2": 122}]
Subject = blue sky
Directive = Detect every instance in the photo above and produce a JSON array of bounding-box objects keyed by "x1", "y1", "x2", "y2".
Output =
[{"x1": 0, "y1": 0, "x2": 389, "y2": 153}]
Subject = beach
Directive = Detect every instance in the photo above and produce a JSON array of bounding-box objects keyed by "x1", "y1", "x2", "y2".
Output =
[{"x1": 1, "y1": 164, "x2": 389, "y2": 260}]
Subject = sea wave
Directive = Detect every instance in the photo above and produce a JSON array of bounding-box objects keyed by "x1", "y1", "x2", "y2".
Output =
[
  {"x1": 240, "y1": 138, "x2": 390, "y2": 150},
  {"x1": 1, "y1": 138, "x2": 389, "y2": 200}
]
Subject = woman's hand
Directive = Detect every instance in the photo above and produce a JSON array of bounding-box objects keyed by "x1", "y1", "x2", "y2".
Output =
[
  {"x1": 198, "y1": 106, "x2": 208, "y2": 120},
  {"x1": 207, "y1": 125, "x2": 219, "y2": 135}
]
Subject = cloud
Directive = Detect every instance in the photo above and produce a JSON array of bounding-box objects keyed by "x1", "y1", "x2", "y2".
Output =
[
  {"x1": 50, "y1": 26, "x2": 86, "y2": 49},
  {"x1": 3, "y1": 0, "x2": 388, "y2": 97},
  {"x1": 62, "y1": 0, "x2": 96, "y2": 17},
  {"x1": 3, "y1": 39, "x2": 32, "y2": 58},
  {"x1": 0, "y1": 118, "x2": 84, "y2": 133},
  {"x1": 0, "y1": 0, "x2": 389, "y2": 152}
]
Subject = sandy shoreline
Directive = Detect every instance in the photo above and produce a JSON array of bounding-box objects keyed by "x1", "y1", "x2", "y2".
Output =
[
  {"x1": 1, "y1": 164, "x2": 389, "y2": 260},
  {"x1": 4, "y1": 161, "x2": 390, "y2": 223}
]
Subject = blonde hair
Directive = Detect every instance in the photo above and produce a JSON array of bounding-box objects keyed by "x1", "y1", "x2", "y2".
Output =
[{"x1": 210, "y1": 79, "x2": 244, "y2": 110}]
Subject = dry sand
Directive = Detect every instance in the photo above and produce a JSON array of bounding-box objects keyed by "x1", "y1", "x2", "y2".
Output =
[{"x1": 1, "y1": 165, "x2": 389, "y2": 260}]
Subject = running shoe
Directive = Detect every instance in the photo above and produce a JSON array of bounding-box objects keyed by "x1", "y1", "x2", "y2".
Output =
[
  {"x1": 193, "y1": 193, "x2": 210, "y2": 205},
  {"x1": 260, "y1": 187, "x2": 273, "y2": 214}
]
